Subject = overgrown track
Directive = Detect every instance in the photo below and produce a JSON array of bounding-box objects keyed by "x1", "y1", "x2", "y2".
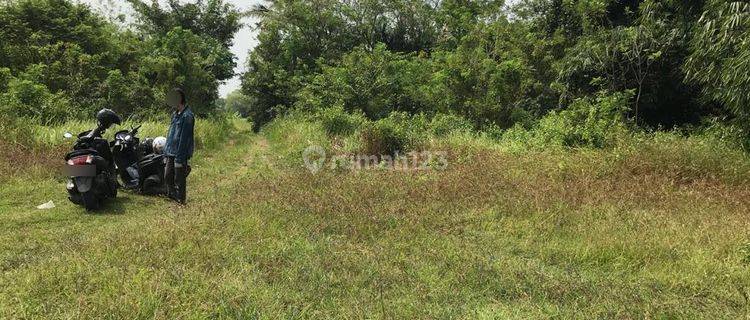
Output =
[{"x1": 1, "y1": 121, "x2": 749, "y2": 319}]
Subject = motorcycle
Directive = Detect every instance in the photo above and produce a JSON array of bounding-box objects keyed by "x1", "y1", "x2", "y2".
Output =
[
  {"x1": 136, "y1": 138, "x2": 168, "y2": 195},
  {"x1": 111, "y1": 125, "x2": 142, "y2": 190},
  {"x1": 65, "y1": 109, "x2": 121, "y2": 211},
  {"x1": 111, "y1": 126, "x2": 169, "y2": 196}
]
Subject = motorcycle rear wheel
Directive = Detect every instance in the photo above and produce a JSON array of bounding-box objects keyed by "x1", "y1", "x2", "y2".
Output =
[{"x1": 81, "y1": 191, "x2": 100, "y2": 211}]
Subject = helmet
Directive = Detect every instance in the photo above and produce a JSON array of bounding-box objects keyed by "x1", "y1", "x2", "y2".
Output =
[
  {"x1": 96, "y1": 109, "x2": 121, "y2": 129},
  {"x1": 152, "y1": 136, "x2": 167, "y2": 154}
]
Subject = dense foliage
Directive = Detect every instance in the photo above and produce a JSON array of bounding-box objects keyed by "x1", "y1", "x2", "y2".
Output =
[
  {"x1": 241, "y1": 0, "x2": 749, "y2": 142},
  {"x1": 1, "y1": 0, "x2": 748, "y2": 146},
  {"x1": 223, "y1": 89, "x2": 255, "y2": 117},
  {"x1": 0, "y1": 0, "x2": 242, "y2": 123}
]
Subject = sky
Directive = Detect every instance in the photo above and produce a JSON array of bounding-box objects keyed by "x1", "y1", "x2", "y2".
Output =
[{"x1": 78, "y1": 0, "x2": 262, "y2": 98}]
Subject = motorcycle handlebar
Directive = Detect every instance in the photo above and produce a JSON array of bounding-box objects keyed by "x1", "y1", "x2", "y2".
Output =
[{"x1": 85, "y1": 125, "x2": 105, "y2": 139}]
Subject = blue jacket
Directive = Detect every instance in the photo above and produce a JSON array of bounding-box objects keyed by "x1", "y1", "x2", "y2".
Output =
[{"x1": 164, "y1": 107, "x2": 195, "y2": 164}]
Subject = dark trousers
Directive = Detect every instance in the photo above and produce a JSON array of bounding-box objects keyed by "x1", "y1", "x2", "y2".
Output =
[{"x1": 165, "y1": 156, "x2": 187, "y2": 203}]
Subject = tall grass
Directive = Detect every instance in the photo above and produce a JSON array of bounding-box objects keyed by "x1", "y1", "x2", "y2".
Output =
[
  {"x1": 26, "y1": 115, "x2": 236, "y2": 150},
  {"x1": 261, "y1": 109, "x2": 750, "y2": 187},
  {"x1": 615, "y1": 131, "x2": 750, "y2": 185},
  {"x1": 262, "y1": 113, "x2": 331, "y2": 164},
  {"x1": 0, "y1": 114, "x2": 239, "y2": 182}
]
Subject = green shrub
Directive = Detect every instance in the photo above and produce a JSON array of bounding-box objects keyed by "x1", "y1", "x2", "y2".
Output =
[
  {"x1": 359, "y1": 121, "x2": 404, "y2": 156},
  {"x1": 427, "y1": 42, "x2": 534, "y2": 129},
  {"x1": 0, "y1": 68, "x2": 11, "y2": 92},
  {"x1": 1, "y1": 78, "x2": 73, "y2": 124},
  {"x1": 295, "y1": 44, "x2": 434, "y2": 121},
  {"x1": 359, "y1": 112, "x2": 427, "y2": 155},
  {"x1": 503, "y1": 90, "x2": 632, "y2": 150},
  {"x1": 315, "y1": 106, "x2": 367, "y2": 136},
  {"x1": 428, "y1": 113, "x2": 474, "y2": 136},
  {"x1": 537, "y1": 90, "x2": 631, "y2": 148}
]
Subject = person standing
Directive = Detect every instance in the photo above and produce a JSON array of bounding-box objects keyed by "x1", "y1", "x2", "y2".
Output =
[{"x1": 164, "y1": 88, "x2": 195, "y2": 204}]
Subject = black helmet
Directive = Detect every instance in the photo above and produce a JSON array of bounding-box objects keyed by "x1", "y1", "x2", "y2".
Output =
[{"x1": 96, "y1": 109, "x2": 121, "y2": 129}]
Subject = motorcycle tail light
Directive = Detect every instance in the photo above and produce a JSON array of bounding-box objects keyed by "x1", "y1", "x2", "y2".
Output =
[{"x1": 67, "y1": 155, "x2": 93, "y2": 165}]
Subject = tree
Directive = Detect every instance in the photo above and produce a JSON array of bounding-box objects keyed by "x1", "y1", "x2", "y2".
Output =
[
  {"x1": 0, "y1": 0, "x2": 243, "y2": 122},
  {"x1": 128, "y1": 0, "x2": 242, "y2": 115},
  {"x1": 242, "y1": 0, "x2": 446, "y2": 128},
  {"x1": 126, "y1": 0, "x2": 242, "y2": 48},
  {"x1": 140, "y1": 27, "x2": 233, "y2": 116},
  {"x1": 224, "y1": 89, "x2": 254, "y2": 118},
  {"x1": 0, "y1": 0, "x2": 148, "y2": 120},
  {"x1": 241, "y1": 0, "x2": 358, "y2": 127},
  {"x1": 554, "y1": 0, "x2": 711, "y2": 126},
  {"x1": 685, "y1": 1, "x2": 750, "y2": 122}
]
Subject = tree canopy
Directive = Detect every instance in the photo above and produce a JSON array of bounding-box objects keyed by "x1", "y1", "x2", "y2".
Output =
[
  {"x1": 2, "y1": 0, "x2": 748, "y2": 137},
  {"x1": 240, "y1": 0, "x2": 750, "y2": 133},
  {"x1": 0, "y1": 0, "x2": 242, "y2": 122}
]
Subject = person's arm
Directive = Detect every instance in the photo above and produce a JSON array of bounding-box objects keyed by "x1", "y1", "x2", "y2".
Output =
[{"x1": 175, "y1": 113, "x2": 194, "y2": 164}]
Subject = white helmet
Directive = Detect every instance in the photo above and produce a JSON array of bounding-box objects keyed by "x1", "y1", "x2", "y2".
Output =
[{"x1": 152, "y1": 136, "x2": 167, "y2": 154}]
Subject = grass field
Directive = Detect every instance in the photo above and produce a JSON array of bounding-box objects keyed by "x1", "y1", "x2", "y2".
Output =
[{"x1": 1, "y1": 119, "x2": 749, "y2": 318}]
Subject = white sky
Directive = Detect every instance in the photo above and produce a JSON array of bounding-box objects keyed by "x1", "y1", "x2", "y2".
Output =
[{"x1": 78, "y1": 0, "x2": 261, "y2": 98}]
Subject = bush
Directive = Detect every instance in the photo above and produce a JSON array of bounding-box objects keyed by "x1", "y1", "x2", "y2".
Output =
[
  {"x1": 504, "y1": 90, "x2": 632, "y2": 149},
  {"x1": 428, "y1": 113, "x2": 474, "y2": 136},
  {"x1": 359, "y1": 112, "x2": 427, "y2": 156},
  {"x1": 0, "y1": 67, "x2": 11, "y2": 92},
  {"x1": 539, "y1": 90, "x2": 631, "y2": 147},
  {"x1": 0, "y1": 78, "x2": 73, "y2": 124},
  {"x1": 295, "y1": 44, "x2": 434, "y2": 121},
  {"x1": 315, "y1": 106, "x2": 367, "y2": 136},
  {"x1": 359, "y1": 121, "x2": 404, "y2": 157}
]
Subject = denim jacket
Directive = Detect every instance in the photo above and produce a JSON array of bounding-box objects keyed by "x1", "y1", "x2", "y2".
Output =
[{"x1": 164, "y1": 107, "x2": 195, "y2": 164}]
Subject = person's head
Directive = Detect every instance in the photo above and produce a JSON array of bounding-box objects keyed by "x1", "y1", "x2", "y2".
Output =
[
  {"x1": 173, "y1": 88, "x2": 186, "y2": 108},
  {"x1": 166, "y1": 87, "x2": 186, "y2": 111}
]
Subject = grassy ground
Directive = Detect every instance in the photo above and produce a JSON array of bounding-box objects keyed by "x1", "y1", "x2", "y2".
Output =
[{"x1": 1, "y1": 118, "x2": 749, "y2": 318}]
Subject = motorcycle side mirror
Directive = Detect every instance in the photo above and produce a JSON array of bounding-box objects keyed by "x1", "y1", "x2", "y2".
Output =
[{"x1": 63, "y1": 132, "x2": 73, "y2": 139}]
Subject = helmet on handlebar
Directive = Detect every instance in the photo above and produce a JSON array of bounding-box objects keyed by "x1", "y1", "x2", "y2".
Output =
[{"x1": 96, "y1": 109, "x2": 121, "y2": 129}]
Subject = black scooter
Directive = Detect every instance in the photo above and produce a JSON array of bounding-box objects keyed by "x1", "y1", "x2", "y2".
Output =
[
  {"x1": 136, "y1": 142, "x2": 167, "y2": 195},
  {"x1": 65, "y1": 109, "x2": 121, "y2": 211},
  {"x1": 111, "y1": 125, "x2": 142, "y2": 189},
  {"x1": 112, "y1": 127, "x2": 168, "y2": 195}
]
